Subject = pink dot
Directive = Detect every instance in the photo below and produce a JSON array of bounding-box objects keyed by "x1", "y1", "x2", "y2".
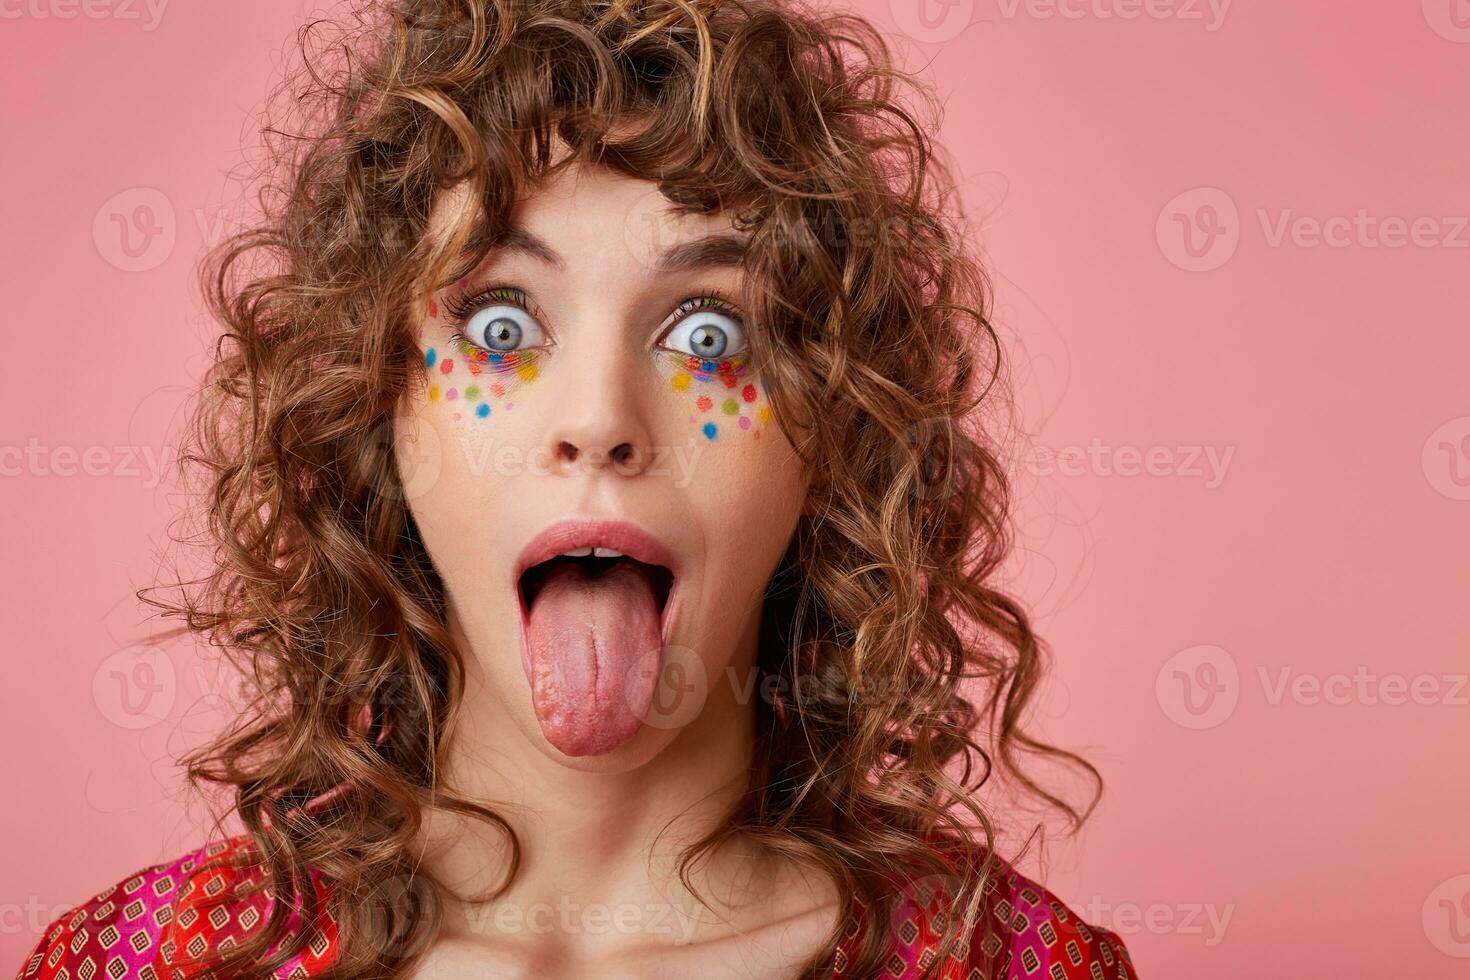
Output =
[
  {"x1": 505, "y1": 402, "x2": 513, "y2": 410},
  {"x1": 446, "y1": 388, "x2": 458, "y2": 401},
  {"x1": 738, "y1": 415, "x2": 751, "y2": 429}
]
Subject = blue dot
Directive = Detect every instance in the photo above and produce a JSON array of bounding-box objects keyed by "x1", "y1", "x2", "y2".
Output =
[
  {"x1": 476, "y1": 403, "x2": 490, "y2": 418},
  {"x1": 424, "y1": 348, "x2": 437, "y2": 368},
  {"x1": 700, "y1": 359, "x2": 717, "y2": 372},
  {"x1": 488, "y1": 353, "x2": 502, "y2": 364},
  {"x1": 702, "y1": 422, "x2": 717, "y2": 440}
]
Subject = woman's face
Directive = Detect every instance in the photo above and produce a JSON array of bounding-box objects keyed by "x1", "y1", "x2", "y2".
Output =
[{"x1": 395, "y1": 161, "x2": 808, "y2": 769}]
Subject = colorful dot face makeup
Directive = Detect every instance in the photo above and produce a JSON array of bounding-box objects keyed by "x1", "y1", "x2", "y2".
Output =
[
  {"x1": 662, "y1": 350, "x2": 772, "y2": 441},
  {"x1": 417, "y1": 278, "x2": 772, "y2": 440}
]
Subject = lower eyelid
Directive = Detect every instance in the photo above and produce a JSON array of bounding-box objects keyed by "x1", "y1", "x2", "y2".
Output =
[
  {"x1": 667, "y1": 350, "x2": 753, "y2": 382},
  {"x1": 450, "y1": 333, "x2": 545, "y2": 373}
]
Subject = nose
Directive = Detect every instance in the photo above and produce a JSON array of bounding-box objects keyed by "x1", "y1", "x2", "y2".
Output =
[{"x1": 541, "y1": 347, "x2": 653, "y2": 477}]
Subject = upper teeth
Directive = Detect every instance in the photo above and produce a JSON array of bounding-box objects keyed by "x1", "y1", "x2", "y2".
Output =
[
  {"x1": 593, "y1": 547, "x2": 624, "y2": 558},
  {"x1": 558, "y1": 547, "x2": 626, "y2": 558},
  {"x1": 561, "y1": 547, "x2": 593, "y2": 557}
]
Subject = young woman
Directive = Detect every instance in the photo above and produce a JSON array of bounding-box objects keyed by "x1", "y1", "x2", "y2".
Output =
[{"x1": 16, "y1": 0, "x2": 1136, "y2": 977}]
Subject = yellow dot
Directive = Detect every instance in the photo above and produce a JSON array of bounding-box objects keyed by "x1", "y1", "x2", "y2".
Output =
[
  {"x1": 517, "y1": 362, "x2": 539, "y2": 383},
  {"x1": 428, "y1": 385, "x2": 441, "y2": 402},
  {"x1": 757, "y1": 406, "x2": 772, "y2": 424},
  {"x1": 671, "y1": 373, "x2": 691, "y2": 391}
]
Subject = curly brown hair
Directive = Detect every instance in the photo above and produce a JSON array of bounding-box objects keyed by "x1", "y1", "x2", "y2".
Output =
[{"x1": 147, "y1": 0, "x2": 1103, "y2": 976}]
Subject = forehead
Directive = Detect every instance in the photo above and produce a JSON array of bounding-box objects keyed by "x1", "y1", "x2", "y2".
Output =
[{"x1": 427, "y1": 160, "x2": 746, "y2": 280}]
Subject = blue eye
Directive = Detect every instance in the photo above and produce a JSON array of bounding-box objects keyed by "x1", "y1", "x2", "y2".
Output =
[
  {"x1": 660, "y1": 300, "x2": 747, "y2": 358},
  {"x1": 468, "y1": 308, "x2": 542, "y2": 351},
  {"x1": 446, "y1": 285, "x2": 548, "y2": 353}
]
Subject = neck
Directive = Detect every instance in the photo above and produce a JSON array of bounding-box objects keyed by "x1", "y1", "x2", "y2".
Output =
[{"x1": 418, "y1": 612, "x2": 768, "y2": 935}]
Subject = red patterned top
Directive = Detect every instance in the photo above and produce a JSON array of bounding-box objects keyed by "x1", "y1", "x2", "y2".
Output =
[{"x1": 14, "y1": 837, "x2": 1135, "y2": 979}]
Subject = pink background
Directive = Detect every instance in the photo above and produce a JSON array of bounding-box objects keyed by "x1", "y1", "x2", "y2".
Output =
[{"x1": 3, "y1": 1, "x2": 1468, "y2": 975}]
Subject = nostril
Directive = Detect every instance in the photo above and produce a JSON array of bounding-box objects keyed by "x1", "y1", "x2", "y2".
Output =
[
  {"x1": 558, "y1": 440, "x2": 579, "y2": 463},
  {"x1": 610, "y1": 442, "x2": 635, "y2": 466}
]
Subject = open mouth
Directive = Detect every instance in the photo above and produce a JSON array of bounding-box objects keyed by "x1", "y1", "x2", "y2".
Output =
[
  {"x1": 518, "y1": 549, "x2": 675, "y2": 623},
  {"x1": 513, "y1": 520, "x2": 681, "y2": 757}
]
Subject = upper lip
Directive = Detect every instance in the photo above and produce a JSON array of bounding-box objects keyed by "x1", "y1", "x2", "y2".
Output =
[{"x1": 514, "y1": 518, "x2": 679, "y2": 580}]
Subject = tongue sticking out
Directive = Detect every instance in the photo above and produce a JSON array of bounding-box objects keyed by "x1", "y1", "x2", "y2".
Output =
[{"x1": 522, "y1": 559, "x2": 663, "y2": 756}]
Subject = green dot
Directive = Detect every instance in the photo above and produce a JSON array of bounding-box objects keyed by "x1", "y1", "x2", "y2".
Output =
[
  {"x1": 721, "y1": 398, "x2": 739, "y2": 415},
  {"x1": 465, "y1": 385, "x2": 481, "y2": 400}
]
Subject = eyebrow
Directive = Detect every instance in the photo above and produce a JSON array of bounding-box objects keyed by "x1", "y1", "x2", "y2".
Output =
[{"x1": 490, "y1": 225, "x2": 749, "y2": 274}]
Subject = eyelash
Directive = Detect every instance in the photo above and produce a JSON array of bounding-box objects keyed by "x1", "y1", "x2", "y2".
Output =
[{"x1": 439, "y1": 283, "x2": 746, "y2": 348}]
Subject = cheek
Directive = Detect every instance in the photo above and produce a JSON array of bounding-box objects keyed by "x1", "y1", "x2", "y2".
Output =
[
  {"x1": 661, "y1": 352, "x2": 774, "y2": 442},
  {"x1": 418, "y1": 300, "x2": 543, "y2": 424},
  {"x1": 392, "y1": 399, "x2": 513, "y2": 600},
  {"x1": 659, "y1": 356, "x2": 805, "y2": 554}
]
